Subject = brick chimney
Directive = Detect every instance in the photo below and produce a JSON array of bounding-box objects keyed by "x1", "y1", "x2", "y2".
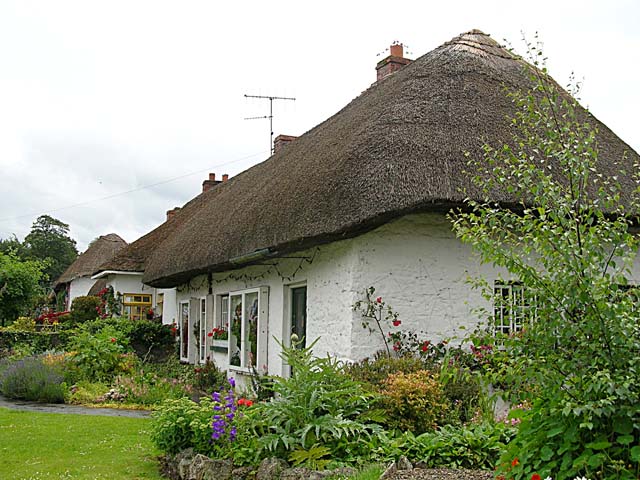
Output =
[
  {"x1": 273, "y1": 134, "x2": 297, "y2": 154},
  {"x1": 222, "y1": 174, "x2": 229, "y2": 182},
  {"x1": 376, "y1": 42, "x2": 412, "y2": 82},
  {"x1": 202, "y1": 172, "x2": 222, "y2": 192},
  {"x1": 166, "y1": 207, "x2": 181, "y2": 221}
]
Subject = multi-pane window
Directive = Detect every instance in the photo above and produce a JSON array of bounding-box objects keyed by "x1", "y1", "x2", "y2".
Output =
[
  {"x1": 493, "y1": 282, "x2": 534, "y2": 335},
  {"x1": 228, "y1": 290, "x2": 260, "y2": 369},
  {"x1": 122, "y1": 293, "x2": 152, "y2": 321}
]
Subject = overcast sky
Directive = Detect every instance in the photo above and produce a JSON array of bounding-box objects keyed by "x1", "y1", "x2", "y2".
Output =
[{"x1": 1, "y1": 0, "x2": 638, "y2": 252}]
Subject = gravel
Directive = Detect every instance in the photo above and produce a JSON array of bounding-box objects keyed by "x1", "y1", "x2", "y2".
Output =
[{"x1": 383, "y1": 468, "x2": 494, "y2": 480}]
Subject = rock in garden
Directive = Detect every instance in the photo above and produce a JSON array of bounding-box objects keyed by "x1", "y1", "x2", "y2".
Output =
[{"x1": 256, "y1": 457, "x2": 289, "y2": 480}]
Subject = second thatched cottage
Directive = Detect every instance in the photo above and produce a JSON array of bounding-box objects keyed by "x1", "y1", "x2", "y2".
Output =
[{"x1": 132, "y1": 30, "x2": 638, "y2": 377}]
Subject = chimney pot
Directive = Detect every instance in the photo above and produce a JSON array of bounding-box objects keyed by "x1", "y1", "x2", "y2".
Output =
[
  {"x1": 389, "y1": 43, "x2": 403, "y2": 58},
  {"x1": 209, "y1": 173, "x2": 216, "y2": 181},
  {"x1": 222, "y1": 174, "x2": 229, "y2": 182}
]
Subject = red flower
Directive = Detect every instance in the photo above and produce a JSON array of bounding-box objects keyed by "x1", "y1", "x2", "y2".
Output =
[
  {"x1": 237, "y1": 398, "x2": 253, "y2": 407},
  {"x1": 110, "y1": 337, "x2": 116, "y2": 343},
  {"x1": 511, "y1": 458, "x2": 519, "y2": 467},
  {"x1": 392, "y1": 342, "x2": 400, "y2": 352},
  {"x1": 207, "y1": 332, "x2": 213, "y2": 337},
  {"x1": 531, "y1": 474, "x2": 541, "y2": 480},
  {"x1": 421, "y1": 341, "x2": 429, "y2": 352},
  {"x1": 376, "y1": 296, "x2": 382, "y2": 303},
  {"x1": 392, "y1": 319, "x2": 401, "y2": 327}
]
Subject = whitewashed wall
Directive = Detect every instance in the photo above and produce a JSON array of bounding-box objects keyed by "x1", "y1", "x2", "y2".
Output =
[
  {"x1": 159, "y1": 288, "x2": 177, "y2": 325},
  {"x1": 174, "y1": 238, "x2": 359, "y2": 377},
  {"x1": 106, "y1": 273, "x2": 155, "y2": 302},
  {"x1": 68, "y1": 277, "x2": 96, "y2": 307},
  {"x1": 348, "y1": 213, "x2": 498, "y2": 360},
  {"x1": 167, "y1": 212, "x2": 640, "y2": 374}
]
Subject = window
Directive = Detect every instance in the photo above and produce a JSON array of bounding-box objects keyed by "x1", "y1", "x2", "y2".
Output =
[
  {"x1": 214, "y1": 294, "x2": 229, "y2": 334},
  {"x1": 493, "y1": 282, "x2": 534, "y2": 335},
  {"x1": 227, "y1": 288, "x2": 268, "y2": 370},
  {"x1": 199, "y1": 298, "x2": 207, "y2": 363},
  {"x1": 156, "y1": 293, "x2": 164, "y2": 317},
  {"x1": 122, "y1": 293, "x2": 152, "y2": 321},
  {"x1": 179, "y1": 301, "x2": 189, "y2": 362}
]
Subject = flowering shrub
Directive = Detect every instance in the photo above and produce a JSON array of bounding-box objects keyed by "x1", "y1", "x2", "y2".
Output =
[
  {"x1": 151, "y1": 397, "x2": 217, "y2": 454},
  {"x1": 96, "y1": 286, "x2": 121, "y2": 318},
  {"x1": 0, "y1": 355, "x2": 65, "y2": 403},
  {"x1": 353, "y1": 287, "x2": 400, "y2": 357},
  {"x1": 36, "y1": 310, "x2": 70, "y2": 326},
  {"x1": 193, "y1": 360, "x2": 227, "y2": 394}
]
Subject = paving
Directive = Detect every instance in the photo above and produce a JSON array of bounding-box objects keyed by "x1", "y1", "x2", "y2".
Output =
[{"x1": 0, "y1": 394, "x2": 151, "y2": 418}]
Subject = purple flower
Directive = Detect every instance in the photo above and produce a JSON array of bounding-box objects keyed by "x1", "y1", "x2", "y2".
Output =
[{"x1": 228, "y1": 377, "x2": 236, "y2": 388}]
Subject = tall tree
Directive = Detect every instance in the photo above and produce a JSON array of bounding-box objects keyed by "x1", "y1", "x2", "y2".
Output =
[
  {"x1": 23, "y1": 215, "x2": 78, "y2": 285},
  {"x1": 0, "y1": 251, "x2": 44, "y2": 326},
  {"x1": 0, "y1": 234, "x2": 28, "y2": 258}
]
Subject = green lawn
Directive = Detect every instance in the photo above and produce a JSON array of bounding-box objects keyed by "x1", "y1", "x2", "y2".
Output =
[{"x1": 0, "y1": 407, "x2": 162, "y2": 480}]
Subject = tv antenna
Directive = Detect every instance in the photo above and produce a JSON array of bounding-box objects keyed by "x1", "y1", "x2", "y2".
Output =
[{"x1": 244, "y1": 94, "x2": 296, "y2": 155}]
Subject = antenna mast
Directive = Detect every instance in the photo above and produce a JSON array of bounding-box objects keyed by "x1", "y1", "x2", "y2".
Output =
[{"x1": 244, "y1": 94, "x2": 296, "y2": 155}]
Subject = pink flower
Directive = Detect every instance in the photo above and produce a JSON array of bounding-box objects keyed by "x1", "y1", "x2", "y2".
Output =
[{"x1": 376, "y1": 296, "x2": 382, "y2": 303}]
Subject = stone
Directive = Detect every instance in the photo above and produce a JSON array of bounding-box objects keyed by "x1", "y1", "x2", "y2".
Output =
[
  {"x1": 256, "y1": 457, "x2": 289, "y2": 480},
  {"x1": 232, "y1": 466, "x2": 254, "y2": 480},
  {"x1": 200, "y1": 457, "x2": 233, "y2": 480},
  {"x1": 396, "y1": 455, "x2": 413, "y2": 470},
  {"x1": 379, "y1": 462, "x2": 397, "y2": 480},
  {"x1": 176, "y1": 448, "x2": 196, "y2": 479}
]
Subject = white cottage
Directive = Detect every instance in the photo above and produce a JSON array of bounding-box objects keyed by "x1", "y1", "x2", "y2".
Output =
[
  {"x1": 134, "y1": 30, "x2": 638, "y2": 379},
  {"x1": 54, "y1": 233, "x2": 127, "y2": 309}
]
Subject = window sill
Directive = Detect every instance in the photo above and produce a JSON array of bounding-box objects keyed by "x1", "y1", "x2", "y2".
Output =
[{"x1": 211, "y1": 340, "x2": 229, "y2": 350}]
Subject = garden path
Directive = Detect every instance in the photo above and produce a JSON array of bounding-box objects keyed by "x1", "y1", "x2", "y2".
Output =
[{"x1": 0, "y1": 394, "x2": 151, "y2": 417}]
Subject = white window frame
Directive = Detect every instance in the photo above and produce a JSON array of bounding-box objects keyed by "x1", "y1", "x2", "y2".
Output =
[
  {"x1": 282, "y1": 281, "x2": 307, "y2": 377},
  {"x1": 493, "y1": 281, "x2": 534, "y2": 335},
  {"x1": 199, "y1": 297, "x2": 207, "y2": 364},
  {"x1": 179, "y1": 300, "x2": 190, "y2": 362},
  {"x1": 227, "y1": 287, "x2": 269, "y2": 373}
]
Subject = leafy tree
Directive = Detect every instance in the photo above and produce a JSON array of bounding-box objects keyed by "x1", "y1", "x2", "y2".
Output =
[
  {"x1": 0, "y1": 251, "x2": 45, "y2": 326},
  {"x1": 23, "y1": 215, "x2": 78, "y2": 285},
  {"x1": 0, "y1": 234, "x2": 29, "y2": 258},
  {"x1": 451, "y1": 43, "x2": 640, "y2": 479}
]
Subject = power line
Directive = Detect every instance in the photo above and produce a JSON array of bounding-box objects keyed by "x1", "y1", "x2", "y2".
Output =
[{"x1": 0, "y1": 150, "x2": 268, "y2": 223}]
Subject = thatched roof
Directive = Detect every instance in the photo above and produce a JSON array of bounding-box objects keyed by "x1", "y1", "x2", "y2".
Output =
[
  {"x1": 55, "y1": 233, "x2": 127, "y2": 286},
  {"x1": 87, "y1": 278, "x2": 108, "y2": 296},
  {"x1": 142, "y1": 29, "x2": 640, "y2": 288},
  {"x1": 93, "y1": 195, "x2": 211, "y2": 275}
]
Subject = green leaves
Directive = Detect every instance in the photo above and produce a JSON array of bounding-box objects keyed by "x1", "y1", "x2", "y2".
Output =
[{"x1": 452, "y1": 38, "x2": 640, "y2": 480}]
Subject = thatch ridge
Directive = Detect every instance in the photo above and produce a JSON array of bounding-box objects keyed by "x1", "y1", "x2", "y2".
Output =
[
  {"x1": 55, "y1": 233, "x2": 127, "y2": 286},
  {"x1": 142, "y1": 29, "x2": 640, "y2": 288}
]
